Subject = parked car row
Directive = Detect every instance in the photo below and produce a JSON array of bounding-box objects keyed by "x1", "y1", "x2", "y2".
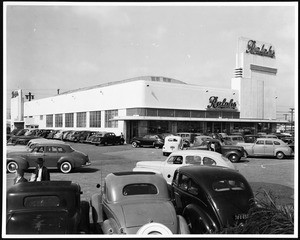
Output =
[{"x1": 7, "y1": 166, "x2": 255, "y2": 235}]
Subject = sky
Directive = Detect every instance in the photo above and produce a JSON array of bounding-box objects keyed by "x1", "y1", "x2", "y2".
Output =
[{"x1": 4, "y1": 2, "x2": 298, "y2": 120}]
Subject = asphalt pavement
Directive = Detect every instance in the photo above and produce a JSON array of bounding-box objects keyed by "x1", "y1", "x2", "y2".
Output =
[{"x1": 5, "y1": 143, "x2": 295, "y2": 205}]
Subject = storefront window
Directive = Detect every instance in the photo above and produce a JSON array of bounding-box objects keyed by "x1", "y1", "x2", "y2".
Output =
[
  {"x1": 175, "y1": 110, "x2": 190, "y2": 118},
  {"x1": 90, "y1": 111, "x2": 101, "y2": 128},
  {"x1": 158, "y1": 109, "x2": 174, "y2": 117},
  {"x1": 65, "y1": 113, "x2": 74, "y2": 127},
  {"x1": 105, "y1": 110, "x2": 118, "y2": 128},
  {"x1": 77, "y1": 112, "x2": 86, "y2": 128},
  {"x1": 146, "y1": 108, "x2": 157, "y2": 116},
  {"x1": 46, "y1": 115, "x2": 53, "y2": 127},
  {"x1": 127, "y1": 108, "x2": 146, "y2": 116},
  {"x1": 55, "y1": 114, "x2": 63, "y2": 127}
]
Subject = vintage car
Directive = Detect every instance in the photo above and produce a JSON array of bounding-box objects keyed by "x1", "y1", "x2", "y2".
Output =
[
  {"x1": 6, "y1": 181, "x2": 90, "y2": 234},
  {"x1": 244, "y1": 134, "x2": 260, "y2": 143},
  {"x1": 189, "y1": 139, "x2": 245, "y2": 163},
  {"x1": 90, "y1": 171, "x2": 190, "y2": 235},
  {"x1": 91, "y1": 132, "x2": 125, "y2": 146},
  {"x1": 176, "y1": 132, "x2": 201, "y2": 146},
  {"x1": 170, "y1": 165, "x2": 255, "y2": 233},
  {"x1": 162, "y1": 135, "x2": 184, "y2": 156},
  {"x1": 130, "y1": 134, "x2": 164, "y2": 148},
  {"x1": 193, "y1": 135, "x2": 213, "y2": 146},
  {"x1": 222, "y1": 135, "x2": 245, "y2": 145},
  {"x1": 237, "y1": 138, "x2": 293, "y2": 159},
  {"x1": 133, "y1": 150, "x2": 235, "y2": 184},
  {"x1": 86, "y1": 131, "x2": 106, "y2": 144},
  {"x1": 6, "y1": 142, "x2": 91, "y2": 174}
]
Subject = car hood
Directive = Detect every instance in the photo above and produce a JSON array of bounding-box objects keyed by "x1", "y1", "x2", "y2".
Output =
[
  {"x1": 7, "y1": 210, "x2": 69, "y2": 234},
  {"x1": 121, "y1": 201, "x2": 177, "y2": 233}
]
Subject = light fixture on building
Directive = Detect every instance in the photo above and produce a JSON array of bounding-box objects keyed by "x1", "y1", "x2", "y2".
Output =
[
  {"x1": 146, "y1": 84, "x2": 150, "y2": 87},
  {"x1": 233, "y1": 93, "x2": 235, "y2": 95},
  {"x1": 100, "y1": 90, "x2": 103, "y2": 94},
  {"x1": 205, "y1": 90, "x2": 209, "y2": 92}
]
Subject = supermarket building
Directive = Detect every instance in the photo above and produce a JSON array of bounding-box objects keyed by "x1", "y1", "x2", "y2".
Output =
[{"x1": 10, "y1": 37, "x2": 286, "y2": 142}]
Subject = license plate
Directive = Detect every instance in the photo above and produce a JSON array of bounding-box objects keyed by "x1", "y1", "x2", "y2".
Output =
[{"x1": 235, "y1": 213, "x2": 249, "y2": 220}]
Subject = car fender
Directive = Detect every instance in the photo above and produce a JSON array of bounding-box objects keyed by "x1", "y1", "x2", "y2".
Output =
[
  {"x1": 57, "y1": 157, "x2": 75, "y2": 167},
  {"x1": 223, "y1": 150, "x2": 243, "y2": 158},
  {"x1": 101, "y1": 218, "x2": 121, "y2": 234},
  {"x1": 183, "y1": 204, "x2": 219, "y2": 233},
  {"x1": 274, "y1": 147, "x2": 290, "y2": 156},
  {"x1": 90, "y1": 193, "x2": 104, "y2": 224},
  {"x1": 7, "y1": 157, "x2": 29, "y2": 170}
]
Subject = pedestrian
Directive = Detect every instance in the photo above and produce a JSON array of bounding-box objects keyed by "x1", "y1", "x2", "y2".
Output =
[
  {"x1": 14, "y1": 168, "x2": 28, "y2": 184},
  {"x1": 30, "y1": 157, "x2": 50, "y2": 181}
]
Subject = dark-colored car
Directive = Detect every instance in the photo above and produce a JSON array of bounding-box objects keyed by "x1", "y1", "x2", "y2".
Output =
[
  {"x1": 130, "y1": 134, "x2": 164, "y2": 148},
  {"x1": 171, "y1": 165, "x2": 255, "y2": 234},
  {"x1": 91, "y1": 132, "x2": 125, "y2": 146},
  {"x1": 6, "y1": 181, "x2": 90, "y2": 234},
  {"x1": 189, "y1": 139, "x2": 245, "y2": 163},
  {"x1": 85, "y1": 131, "x2": 103, "y2": 143},
  {"x1": 6, "y1": 142, "x2": 91, "y2": 174}
]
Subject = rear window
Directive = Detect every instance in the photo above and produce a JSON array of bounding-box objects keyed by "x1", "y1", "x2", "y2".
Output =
[
  {"x1": 24, "y1": 196, "x2": 62, "y2": 207},
  {"x1": 212, "y1": 180, "x2": 246, "y2": 192},
  {"x1": 123, "y1": 183, "x2": 158, "y2": 196}
]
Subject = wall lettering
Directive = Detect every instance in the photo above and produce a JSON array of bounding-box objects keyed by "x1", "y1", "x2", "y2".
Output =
[
  {"x1": 207, "y1": 96, "x2": 237, "y2": 110},
  {"x1": 246, "y1": 40, "x2": 275, "y2": 58}
]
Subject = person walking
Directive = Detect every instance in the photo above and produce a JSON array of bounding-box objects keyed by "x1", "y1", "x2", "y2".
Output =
[
  {"x1": 30, "y1": 157, "x2": 50, "y2": 181},
  {"x1": 14, "y1": 168, "x2": 28, "y2": 184}
]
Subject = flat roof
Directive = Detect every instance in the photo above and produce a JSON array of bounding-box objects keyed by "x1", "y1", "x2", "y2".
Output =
[{"x1": 60, "y1": 76, "x2": 186, "y2": 95}]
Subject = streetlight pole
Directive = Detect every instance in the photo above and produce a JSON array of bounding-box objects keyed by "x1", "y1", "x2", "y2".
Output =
[{"x1": 290, "y1": 108, "x2": 294, "y2": 132}]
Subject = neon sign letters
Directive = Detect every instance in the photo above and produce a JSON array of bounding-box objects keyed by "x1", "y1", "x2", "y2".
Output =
[
  {"x1": 246, "y1": 40, "x2": 275, "y2": 58},
  {"x1": 207, "y1": 96, "x2": 237, "y2": 110}
]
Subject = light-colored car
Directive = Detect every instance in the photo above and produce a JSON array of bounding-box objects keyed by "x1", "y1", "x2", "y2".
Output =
[
  {"x1": 162, "y1": 136, "x2": 184, "y2": 156},
  {"x1": 90, "y1": 171, "x2": 190, "y2": 235},
  {"x1": 237, "y1": 138, "x2": 293, "y2": 159},
  {"x1": 133, "y1": 150, "x2": 235, "y2": 184}
]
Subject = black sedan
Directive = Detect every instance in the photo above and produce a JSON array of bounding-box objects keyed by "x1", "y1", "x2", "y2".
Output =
[
  {"x1": 6, "y1": 181, "x2": 90, "y2": 234},
  {"x1": 130, "y1": 134, "x2": 164, "y2": 148},
  {"x1": 171, "y1": 165, "x2": 255, "y2": 234}
]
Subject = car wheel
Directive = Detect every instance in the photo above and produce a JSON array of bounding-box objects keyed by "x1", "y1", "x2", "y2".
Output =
[
  {"x1": 7, "y1": 161, "x2": 18, "y2": 173},
  {"x1": 131, "y1": 142, "x2": 138, "y2": 148},
  {"x1": 79, "y1": 201, "x2": 90, "y2": 233},
  {"x1": 276, "y1": 151, "x2": 285, "y2": 159},
  {"x1": 59, "y1": 161, "x2": 72, "y2": 174},
  {"x1": 228, "y1": 153, "x2": 240, "y2": 163},
  {"x1": 137, "y1": 222, "x2": 173, "y2": 235}
]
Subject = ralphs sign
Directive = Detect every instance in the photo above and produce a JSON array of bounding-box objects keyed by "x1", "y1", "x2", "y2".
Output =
[
  {"x1": 207, "y1": 96, "x2": 237, "y2": 110},
  {"x1": 245, "y1": 39, "x2": 275, "y2": 59}
]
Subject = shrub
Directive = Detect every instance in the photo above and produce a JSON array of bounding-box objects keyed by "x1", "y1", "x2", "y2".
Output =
[{"x1": 221, "y1": 189, "x2": 294, "y2": 234}]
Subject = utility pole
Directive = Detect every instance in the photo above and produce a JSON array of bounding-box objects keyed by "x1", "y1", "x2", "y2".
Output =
[
  {"x1": 283, "y1": 114, "x2": 288, "y2": 132},
  {"x1": 290, "y1": 108, "x2": 294, "y2": 132}
]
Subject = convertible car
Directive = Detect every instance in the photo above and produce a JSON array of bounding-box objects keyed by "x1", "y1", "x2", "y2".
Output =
[{"x1": 90, "y1": 171, "x2": 190, "y2": 235}]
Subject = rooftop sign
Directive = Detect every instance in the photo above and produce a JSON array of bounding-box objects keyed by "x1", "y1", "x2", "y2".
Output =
[
  {"x1": 207, "y1": 96, "x2": 237, "y2": 110},
  {"x1": 246, "y1": 40, "x2": 275, "y2": 58}
]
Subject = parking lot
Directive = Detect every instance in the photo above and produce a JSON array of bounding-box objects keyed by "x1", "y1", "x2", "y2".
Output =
[{"x1": 6, "y1": 143, "x2": 295, "y2": 205}]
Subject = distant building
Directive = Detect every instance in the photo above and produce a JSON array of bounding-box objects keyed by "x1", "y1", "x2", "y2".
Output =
[{"x1": 10, "y1": 37, "x2": 288, "y2": 142}]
